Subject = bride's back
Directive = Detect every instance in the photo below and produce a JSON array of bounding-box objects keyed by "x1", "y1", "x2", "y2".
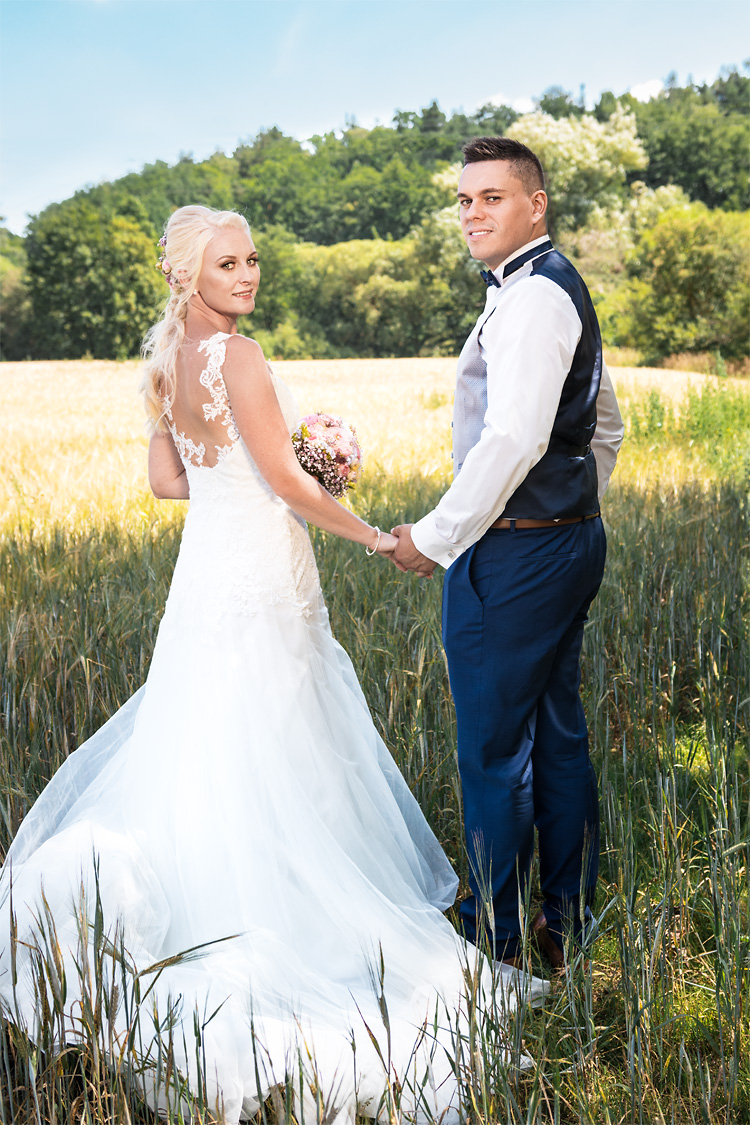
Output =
[{"x1": 166, "y1": 333, "x2": 238, "y2": 469}]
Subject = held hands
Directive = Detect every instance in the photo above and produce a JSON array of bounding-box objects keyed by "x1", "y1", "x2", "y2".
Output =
[
  {"x1": 389, "y1": 524, "x2": 437, "y2": 578},
  {"x1": 364, "y1": 524, "x2": 437, "y2": 577},
  {"x1": 374, "y1": 530, "x2": 399, "y2": 557}
]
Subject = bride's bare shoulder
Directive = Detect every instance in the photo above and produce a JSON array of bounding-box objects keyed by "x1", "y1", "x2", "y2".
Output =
[
  {"x1": 225, "y1": 332, "x2": 264, "y2": 356},
  {"x1": 223, "y1": 333, "x2": 273, "y2": 383}
]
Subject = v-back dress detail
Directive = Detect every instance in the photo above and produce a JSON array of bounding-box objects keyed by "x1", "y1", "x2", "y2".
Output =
[
  {"x1": 161, "y1": 332, "x2": 323, "y2": 622},
  {"x1": 0, "y1": 333, "x2": 545, "y2": 1123}
]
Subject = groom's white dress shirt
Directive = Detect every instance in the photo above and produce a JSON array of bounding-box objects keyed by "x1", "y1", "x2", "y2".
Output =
[{"x1": 411, "y1": 235, "x2": 624, "y2": 570}]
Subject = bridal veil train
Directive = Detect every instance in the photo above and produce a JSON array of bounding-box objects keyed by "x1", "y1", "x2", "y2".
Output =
[{"x1": 0, "y1": 209, "x2": 546, "y2": 1123}]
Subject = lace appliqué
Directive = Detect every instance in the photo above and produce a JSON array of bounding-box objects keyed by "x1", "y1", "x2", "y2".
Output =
[
  {"x1": 164, "y1": 406, "x2": 206, "y2": 467},
  {"x1": 163, "y1": 333, "x2": 239, "y2": 468},
  {"x1": 197, "y1": 335, "x2": 239, "y2": 462}
]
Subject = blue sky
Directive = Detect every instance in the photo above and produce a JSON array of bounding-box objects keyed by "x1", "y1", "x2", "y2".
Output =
[{"x1": 1, "y1": 0, "x2": 747, "y2": 234}]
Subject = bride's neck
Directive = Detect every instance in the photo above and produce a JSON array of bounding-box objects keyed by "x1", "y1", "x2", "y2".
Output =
[{"x1": 184, "y1": 301, "x2": 238, "y2": 340}]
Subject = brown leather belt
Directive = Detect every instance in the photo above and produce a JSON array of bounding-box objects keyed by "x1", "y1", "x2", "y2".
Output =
[{"x1": 490, "y1": 512, "x2": 600, "y2": 530}]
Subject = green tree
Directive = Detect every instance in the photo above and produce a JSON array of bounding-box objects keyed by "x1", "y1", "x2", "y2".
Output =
[
  {"x1": 0, "y1": 226, "x2": 33, "y2": 359},
  {"x1": 698, "y1": 63, "x2": 750, "y2": 115},
  {"x1": 11, "y1": 70, "x2": 748, "y2": 362},
  {"x1": 469, "y1": 101, "x2": 519, "y2": 135},
  {"x1": 26, "y1": 198, "x2": 164, "y2": 359},
  {"x1": 392, "y1": 98, "x2": 520, "y2": 162},
  {"x1": 292, "y1": 239, "x2": 412, "y2": 357},
  {"x1": 400, "y1": 207, "x2": 484, "y2": 354},
  {"x1": 593, "y1": 90, "x2": 638, "y2": 122},
  {"x1": 311, "y1": 124, "x2": 405, "y2": 175},
  {"x1": 235, "y1": 225, "x2": 318, "y2": 357},
  {"x1": 236, "y1": 148, "x2": 322, "y2": 237},
  {"x1": 337, "y1": 156, "x2": 448, "y2": 241},
  {"x1": 431, "y1": 102, "x2": 519, "y2": 159},
  {"x1": 236, "y1": 139, "x2": 450, "y2": 244},
  {"x1": 537, "y1": 85, "x2": 584, "y2": 118},
  {"x1": 82, "y1": 153, "x2": 239, "y2": 236},
  {"x1": 268, "y1": 208, "x2": 482, "y2": 359},
  {"x1": 632, "y1": 82, "x2": 749, "y2": 210},
  {"x1": 558, "y1": 182, "x2": 690, "y2": 345},
  {"x1": 617, "y1": 202, "x2": 750, "y2": 359}
]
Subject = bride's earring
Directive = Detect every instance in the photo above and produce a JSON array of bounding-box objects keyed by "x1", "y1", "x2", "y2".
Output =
[{"x1": 193, "y1": 289, "x2": 198, "y2": 296}]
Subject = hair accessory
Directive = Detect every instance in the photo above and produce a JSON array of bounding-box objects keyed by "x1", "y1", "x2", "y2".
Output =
[
  {"x1": 365, "y1": 527, "x2": 381, "y2": 556},
  {"x1": 156, "y1": 234, "x2": 175, "y2": 288}
]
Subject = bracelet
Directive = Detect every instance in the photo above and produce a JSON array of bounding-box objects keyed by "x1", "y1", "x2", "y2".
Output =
[{"x1": 365, "y1": 527, "x2": 381, "y2": 556}]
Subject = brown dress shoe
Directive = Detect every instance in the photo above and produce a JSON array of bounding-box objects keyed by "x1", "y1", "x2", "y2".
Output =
[
  {"x1": 501, "y1": 954, "x2": 523, "y2": 970},
  {"x1": 532, "y1": 910, "x2": 566, "y2": 971}
]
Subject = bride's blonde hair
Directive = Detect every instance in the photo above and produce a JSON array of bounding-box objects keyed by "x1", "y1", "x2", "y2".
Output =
[{"x1": 140, "y1": 205, "x2": 252, "y2": 431}]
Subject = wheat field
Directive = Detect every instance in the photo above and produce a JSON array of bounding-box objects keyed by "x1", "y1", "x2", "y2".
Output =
[
  {"x1": 0, "y1": 357, "x2": 748, "y2": 1124},
  {"x1": 3, "y1": 356, "x2": 745, "y2": 528}
]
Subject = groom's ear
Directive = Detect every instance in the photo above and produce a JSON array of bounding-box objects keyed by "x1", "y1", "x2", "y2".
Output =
[{"x1": 530, "y1": 190, "x2": 548, "y2": 225}]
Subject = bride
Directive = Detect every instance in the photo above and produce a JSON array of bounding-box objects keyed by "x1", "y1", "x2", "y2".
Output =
[{"x1": 0, "y1": 205, "x2": 545, "y2": 1123}]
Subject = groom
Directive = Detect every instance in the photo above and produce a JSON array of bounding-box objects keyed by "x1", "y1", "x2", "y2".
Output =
[{"x1": 392, "y1": 136, "x2": 623, "y2": 967}]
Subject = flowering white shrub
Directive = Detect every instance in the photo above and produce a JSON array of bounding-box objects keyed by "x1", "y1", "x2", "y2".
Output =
[{"x1": 508, "y1": 105, "x2": 647, "y2": 228}]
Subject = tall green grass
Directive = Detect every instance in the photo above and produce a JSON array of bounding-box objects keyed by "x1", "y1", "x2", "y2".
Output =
[{"x1": 1, "y1": 384, "x2": 748, "y2": 1122}]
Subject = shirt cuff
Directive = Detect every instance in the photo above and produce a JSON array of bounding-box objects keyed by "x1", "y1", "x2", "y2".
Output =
[{"x1": 411, "y1": 512, "x2": 467, "y2": 570}]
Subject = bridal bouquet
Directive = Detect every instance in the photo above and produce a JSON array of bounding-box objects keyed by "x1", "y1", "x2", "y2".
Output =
[{"x1": 292, "y1": 413, "x2": 362, "y2": 499}]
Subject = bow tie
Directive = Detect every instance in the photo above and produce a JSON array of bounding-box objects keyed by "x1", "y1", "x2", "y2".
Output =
[{"x1": 480, "y1": 269, "x2": 500, "y2": 288}]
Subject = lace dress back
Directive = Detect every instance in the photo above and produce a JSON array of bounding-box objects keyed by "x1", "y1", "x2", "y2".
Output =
[
  {"x1": 165, "y1": 333, "x2": 241, "y2": 469},
  {"x1": 161, "y1": 332, "x2": 322, "y2": 624}
]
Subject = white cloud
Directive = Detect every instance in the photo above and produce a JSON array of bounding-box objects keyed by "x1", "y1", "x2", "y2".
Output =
[
  {"x1": 629, "y1": 79, "x2": 664, "y2": 103},
  {"x1": 488, "y1": 92, "x2": 535, "y2": 114}
]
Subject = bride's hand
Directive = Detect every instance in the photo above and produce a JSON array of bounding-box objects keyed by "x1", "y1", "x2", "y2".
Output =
[{"x1": 374, "y1": 531, "x2": 398, "y2": 557}]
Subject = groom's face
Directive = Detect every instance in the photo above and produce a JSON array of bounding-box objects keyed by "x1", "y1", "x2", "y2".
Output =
[{"x1": 458, "y1": 160, "x2": 546, "y2": 271}]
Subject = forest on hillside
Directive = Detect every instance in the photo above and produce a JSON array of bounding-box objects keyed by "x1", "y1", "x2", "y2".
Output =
[{"x1": 1, "y1": 66, "x2": 748, "y2": 365}]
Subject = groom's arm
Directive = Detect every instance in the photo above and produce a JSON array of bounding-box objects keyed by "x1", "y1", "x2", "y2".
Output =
[
  {"x1": 409, "y1": 277, "x2": 582, "y2": 569},
  {"x1": 591, "y1": 361, "x2": 624, "y2": 499}
]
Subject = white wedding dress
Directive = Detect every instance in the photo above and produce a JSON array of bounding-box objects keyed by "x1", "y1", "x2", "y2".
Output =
[{"x1": 0, "y1": 334, "x2": 545, "y2": 1123}]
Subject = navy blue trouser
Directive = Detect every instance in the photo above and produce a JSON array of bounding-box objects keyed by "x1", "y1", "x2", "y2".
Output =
[{"x1": 442, "y1": 517, "x2": 606, "y2": 958}]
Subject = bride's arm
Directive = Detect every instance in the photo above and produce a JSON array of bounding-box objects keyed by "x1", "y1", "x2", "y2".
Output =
[
  {"x1": 148, "y1": 430, "x2": 189, "y2": 500},
  {"x1": 222, "y1": 336, "x2": 395, "y2": 555}
]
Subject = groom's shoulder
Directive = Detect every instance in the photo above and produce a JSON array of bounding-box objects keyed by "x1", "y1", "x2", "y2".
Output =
[
  {"x1": 531, "y1": 248, "x2": 581, "y2": 289},
  {"x1": 528, "y1": 248, "x2": 592, "y2": 320},
  {"x1": 505, "y1": 248, "x2": 583, "y2": 300}
]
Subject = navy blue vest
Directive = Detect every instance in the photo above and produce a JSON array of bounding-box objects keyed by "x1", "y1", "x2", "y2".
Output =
[
  {"x1": 504, "y1": 249, "x2": 601, "y2": 519},
  {"x1": 454, "y1": 246, "x2": 602, "y2": 521}
]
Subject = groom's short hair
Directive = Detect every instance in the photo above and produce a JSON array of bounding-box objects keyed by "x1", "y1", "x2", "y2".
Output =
[{"x1": 462, "y1": 137, "x2": 546, "y2": 196}]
